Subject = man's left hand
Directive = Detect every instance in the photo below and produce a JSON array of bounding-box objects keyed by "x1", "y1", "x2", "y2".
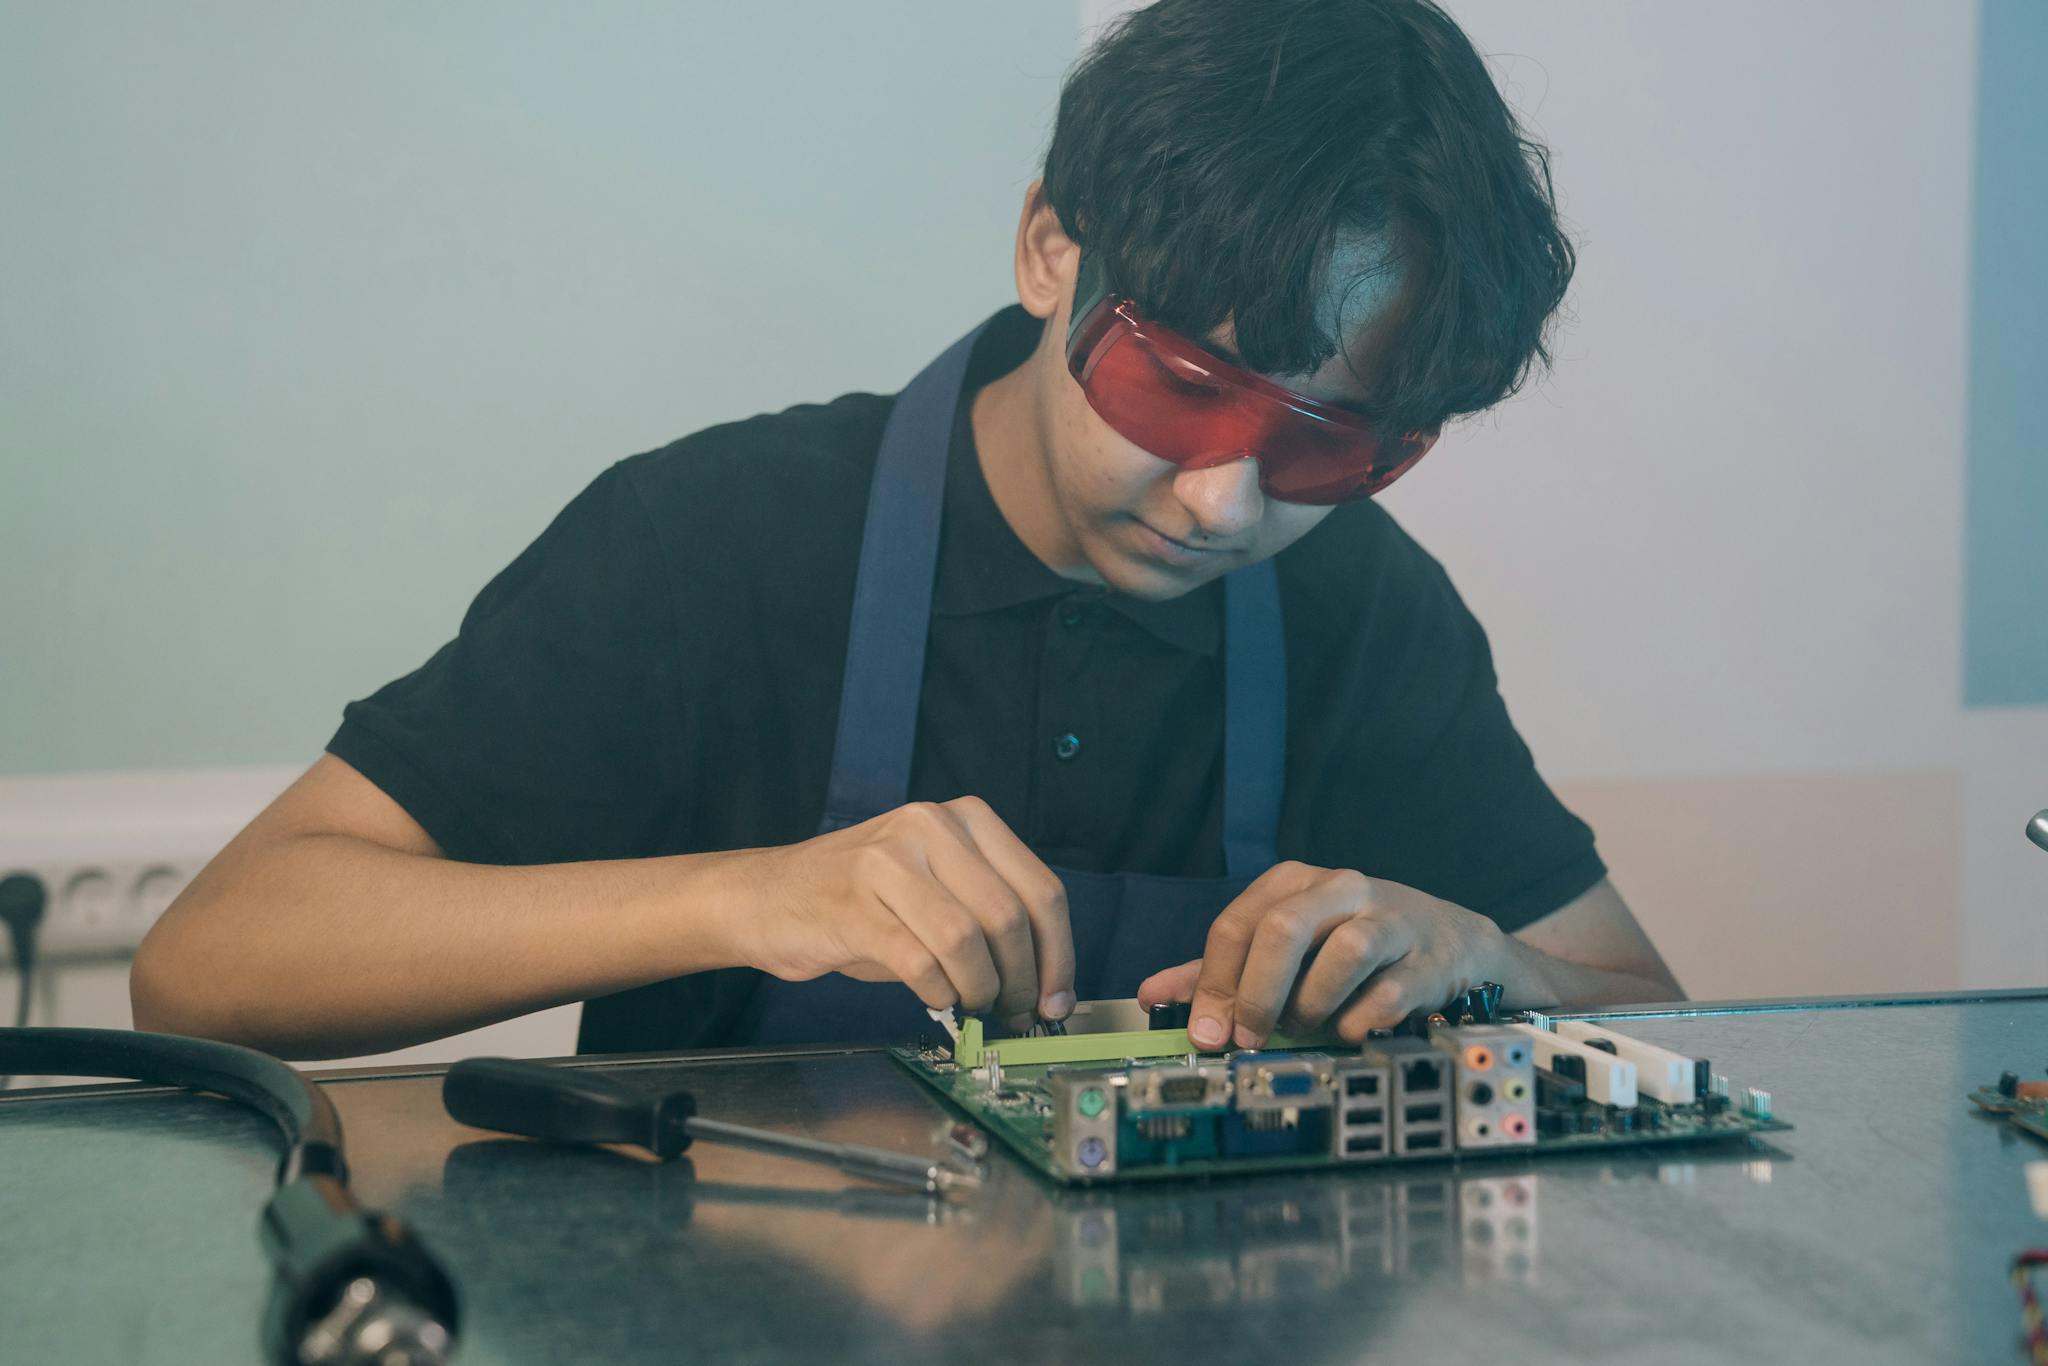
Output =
[{"x1": 1134, "y1": 861, "x2": 1513, "y2": 1050}]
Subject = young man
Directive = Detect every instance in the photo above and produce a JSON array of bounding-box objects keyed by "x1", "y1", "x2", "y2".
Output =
[{"x1": 132, "y1": 0, "x2": 1679, "y2": 1060}]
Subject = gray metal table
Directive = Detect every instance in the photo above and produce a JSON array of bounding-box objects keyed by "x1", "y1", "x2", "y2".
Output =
[{"x1": 5, "y1": 991, "x2": 2045, "y2": 1365}]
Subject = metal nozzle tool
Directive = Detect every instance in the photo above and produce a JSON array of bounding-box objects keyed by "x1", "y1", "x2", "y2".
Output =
[{"x1": 442, "y1": 1057, "x2": 975, "y2": 1196}]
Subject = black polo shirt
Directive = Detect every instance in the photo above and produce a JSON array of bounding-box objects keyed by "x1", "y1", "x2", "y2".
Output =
[{"x1": 328, "y1": 305, "x2": 1605, "y2": 1053}]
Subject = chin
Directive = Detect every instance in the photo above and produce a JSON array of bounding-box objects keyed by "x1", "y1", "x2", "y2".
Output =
[{"x1": 1088, "y1": 545, "x2": 1213, "y2": 601}]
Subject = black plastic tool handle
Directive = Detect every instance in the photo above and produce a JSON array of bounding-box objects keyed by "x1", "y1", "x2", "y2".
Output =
[{"x1": 442, "y1": 1057, "x2": 696, "y2": 1160}]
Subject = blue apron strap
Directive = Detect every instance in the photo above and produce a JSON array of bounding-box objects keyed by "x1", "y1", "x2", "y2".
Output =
[
  {"x1": 1221, "y1": 560, "x2": 1286, "y2": 877},
  {"x1": 817, "y1": 322, "x2": 989, "y2": 833}
]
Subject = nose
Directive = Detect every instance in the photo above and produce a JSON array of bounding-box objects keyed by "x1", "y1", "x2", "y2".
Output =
[{"x1": 1171, "y1": 456, "x2": 1265, "y2": 542}]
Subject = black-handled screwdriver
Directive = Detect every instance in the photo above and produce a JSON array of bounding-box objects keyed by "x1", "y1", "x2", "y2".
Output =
[{"x1": 442, "y1": 1057, "x2": 974, "y2": 1195}]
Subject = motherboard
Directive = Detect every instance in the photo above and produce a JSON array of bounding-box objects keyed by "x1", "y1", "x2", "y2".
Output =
[{"x1": 890, "y1": 999, "x2": 1790, "y2": 1184}]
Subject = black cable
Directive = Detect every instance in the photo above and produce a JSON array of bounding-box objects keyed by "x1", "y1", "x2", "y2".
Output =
[
  {"x1": 0, "y1": 1026, "x2": 345, "y2": 1180},
  {"x1": 0, "y1": 872, "x2": 49, "y2": 1086},
  {"x1": 0, "y1": 1026, "x2": 459, "y2": 1364}
]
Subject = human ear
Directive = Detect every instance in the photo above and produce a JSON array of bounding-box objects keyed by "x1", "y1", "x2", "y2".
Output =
[{"x1": 1011, "y1": 178, "x2": 1079, "y2": 324}]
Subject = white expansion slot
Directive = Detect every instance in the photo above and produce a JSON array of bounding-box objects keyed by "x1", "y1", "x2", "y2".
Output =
[
  {"x1": 1507, "y1": 1023, "x2": 1638, "y2": 1108},
  {"x1": 1554, "y1": 1020, "x2": 1696, "y2": 1104}
]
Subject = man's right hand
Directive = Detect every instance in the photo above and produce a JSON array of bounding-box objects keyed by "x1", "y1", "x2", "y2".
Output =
[{"x1": 729, "y1": 796, "x2": 1076, "y2": 1031}]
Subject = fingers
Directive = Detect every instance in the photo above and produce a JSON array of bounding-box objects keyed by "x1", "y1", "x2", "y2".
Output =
[
  {"x1": 870, "y1": 864, "x2": 1003, "y2": 1015},
  {"x1": 1279, "y1": 915, "x2": 1413, "y2": 1034},
  {"x1": 941, "y1": 797, "x2": 1076, "y2": 1022},
  {"x1": 1187, "y1": 864, "x2": 1355, "y2": 1050},
  {"x1": 1137, "y1": 960, "x2": 1201, "y2": 1008},
  {"x1": 1233, "y1": 894, "x2": 1404, "y2": 1045},
  {"x1": 918, "y1": 815, "x2": 1037, "y2": 1026},
  {"x1": 1329, "y1": 964, "x2": 1439, "y2": 1042}
]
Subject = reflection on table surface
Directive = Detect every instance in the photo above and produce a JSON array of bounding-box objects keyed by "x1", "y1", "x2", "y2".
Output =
[{"x1": 5, "y1": 994, "x2": 2047, "y2": 1365}]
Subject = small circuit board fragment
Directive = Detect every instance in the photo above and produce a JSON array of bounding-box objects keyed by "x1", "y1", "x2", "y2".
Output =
[{"x1": 1968, "y1": 1070, "x2": 2048, "y2": 1144}]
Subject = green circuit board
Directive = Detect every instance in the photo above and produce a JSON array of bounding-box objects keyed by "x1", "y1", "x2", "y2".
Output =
[
  {"x1": 1968, "y1": 1084, "x2": 2048, "y2": 1143},
  {"x1": 890, "y1": 1015, "x2": 1791, "y2": 1186}
]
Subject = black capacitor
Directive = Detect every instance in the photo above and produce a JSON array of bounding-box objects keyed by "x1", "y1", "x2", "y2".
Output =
[
  {"x1": 1536, "y1": 1073, "x2": 1587, "y2": 1108},
  {"x1": 1695, "y1": 1059, "x2": 1713, "y2": 1098},
  {"x1": 1609, "y1": 1109, "x2": 1635, "y2": 1133},
  {"x1": 2000, "y1": 1071, "x2": 2022, "y2": 1097},
  {"x1": 1149, "y1": 1001, "x2": 1190, "y2": 1031},
  {"x1": 1443, "y1": 981, "x2": 1506, "y2": 1024}
]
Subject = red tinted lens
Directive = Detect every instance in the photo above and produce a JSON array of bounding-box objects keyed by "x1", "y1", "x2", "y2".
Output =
[
  {"x1": 1255, "y1": 416, "x2": 1429, "y2": 504},
  {"x1": 1068, "y1": 300, "x2": 1424, "y2": 505}
]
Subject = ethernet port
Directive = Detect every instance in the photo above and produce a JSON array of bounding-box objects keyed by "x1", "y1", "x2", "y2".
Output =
[{"x1": 1402, "y1": 1059, "x2": 1443, "y2": 1092}]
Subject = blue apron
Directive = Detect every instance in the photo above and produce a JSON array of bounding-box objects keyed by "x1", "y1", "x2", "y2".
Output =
[{"x1": 738, "y1": 321, "x2": 1287, "y2": 1045}]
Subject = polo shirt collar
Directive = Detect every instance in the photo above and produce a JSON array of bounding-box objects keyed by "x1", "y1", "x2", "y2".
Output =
[{"x1": 927, "y1": 307, "x2": 1222, "y2": 658}]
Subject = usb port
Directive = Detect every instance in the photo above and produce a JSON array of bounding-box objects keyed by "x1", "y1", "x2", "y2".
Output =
[
  {"x1": 1344, "y1": 1074, "x2": 1381, "y2": 1097},
  {"x1": 1344, "y1": 1107, "x2": 1384, "y2": 1126},
  {"x1": 1345, "y1": 1133, "x2": 1385, "y2": 1154},
  {"x1": 1404, "y1": 1131, "x2": 1445, "y2": 1151},
  {"x1": 1403, "y1": 1103, "x2": 1443, "y2": 1124}
]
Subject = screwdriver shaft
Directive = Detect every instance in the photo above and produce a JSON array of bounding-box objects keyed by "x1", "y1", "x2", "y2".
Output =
[{"x1": 682, "y1": 1116, "x2": 963, "y2": 1194}]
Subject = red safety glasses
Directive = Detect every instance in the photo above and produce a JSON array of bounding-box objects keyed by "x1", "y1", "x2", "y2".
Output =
[{"x1": 1064, "y1": 256, "x2": 1434, "y2": 505}]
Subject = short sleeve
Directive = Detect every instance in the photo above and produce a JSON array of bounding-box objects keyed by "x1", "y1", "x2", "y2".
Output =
[
  {"x1": 328, "y1": 462, "x2": 686, "y2": 866},
  {"x1": 1356, "y1": 559, "x2": 1606, "y2": 932}
]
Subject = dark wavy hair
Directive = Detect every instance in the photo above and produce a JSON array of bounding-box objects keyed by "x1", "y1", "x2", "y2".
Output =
[{"x1": 1043, "y1": 0, "x2": 1574, "y2": 435}]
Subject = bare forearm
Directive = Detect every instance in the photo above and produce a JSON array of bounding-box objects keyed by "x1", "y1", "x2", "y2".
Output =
[
  {"x1": 1500, "y1": 934, "x2": 1684, "y2": 1012},
  {"x1": 131, "y1": 833, "x2": 752, "y2": 1059}
]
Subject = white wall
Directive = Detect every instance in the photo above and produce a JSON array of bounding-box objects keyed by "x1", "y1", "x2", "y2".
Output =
[{"x1": 1387, "y1": 2, "x2": 1973, "y2": 782}]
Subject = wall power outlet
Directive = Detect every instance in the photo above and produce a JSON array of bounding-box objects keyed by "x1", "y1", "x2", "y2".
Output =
[
  {"x1": 0, "y1": 854, "x2": 212, "y2": 964},
  {"x1": 0, "y1": 766, "x2": 299, "y2": 967}
]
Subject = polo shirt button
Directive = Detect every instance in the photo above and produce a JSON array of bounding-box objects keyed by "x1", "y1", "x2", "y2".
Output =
[
  {"x1": 1053, "y1": 732, "x2": 1082, "y2": 761},
  {"x1": 1058, "y1": 602, "x2": 1085, "y2": 627}
]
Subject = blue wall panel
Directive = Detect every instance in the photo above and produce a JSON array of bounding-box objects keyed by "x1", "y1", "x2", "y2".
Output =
[{"x1": 1964, "y1": 0, "x2": 2048, "y2": 706}]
